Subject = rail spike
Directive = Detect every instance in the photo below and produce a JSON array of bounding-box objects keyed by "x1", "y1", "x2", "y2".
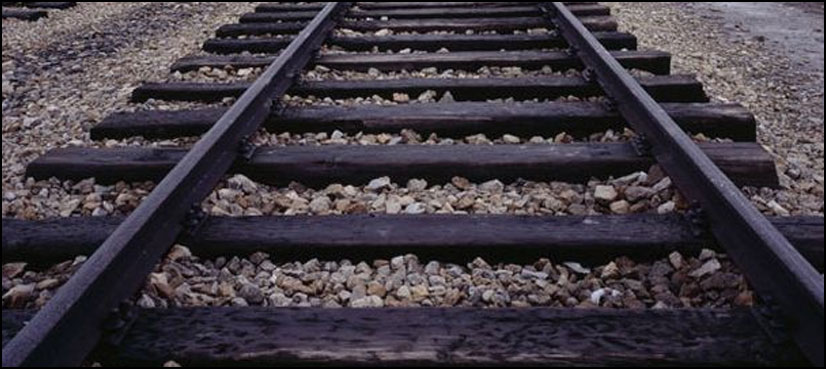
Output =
[
  {"x1": 752, "y1": 295, "x2": 792, "y2": 345},
  {"x1": 237, "y1": 135, "x2": 257, "y2": 162},
  {"x1": 181, "y1": 203, "x2": 208, "y2": 239},
  {"x1": 685, "y1": 201, "x2": 709, "y2": 238},
  {"x1": 100, "y1": 300, "x2": 138, "y2": 347},
  {"x1": 630, "y1": 133, "x2": 652, "y2": 157},
  {"x1": 581, "y1": 67, "x2": 598, "y2": 84}
]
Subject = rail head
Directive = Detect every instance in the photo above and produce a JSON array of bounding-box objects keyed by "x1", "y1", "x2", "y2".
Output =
[
  {"x1": 542, "y1": 2, "x2": 823, "y2": 365},
  {"x1": 0, "y1": 2, "x2": 352, "y2": 367}
]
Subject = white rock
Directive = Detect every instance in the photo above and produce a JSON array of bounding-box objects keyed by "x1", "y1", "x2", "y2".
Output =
[
  {"x1": 529, "y1": 136, "x2": 545, "y2": 143},
  {"x1": 410, "y1": 285, "x2": 429, "y2": 301},
  {"x1": 600, "y1": 261, "x2": 620, "y2": 279},
  {"x1": 563, "y1": 262, "x2": 591, "y2": 275},
  {"x1": 520, "y1": 269, "x2": 548, "y2": 280},
  {"x1": 406, "y1": 178, "x2": 428, "y2": 191},
  {"x1": 309, "y1": 196, "x2": 331, "y2": 213},
  {"x1": 689, "y1": 259, "x2": 721, "y2": 278},
  {"x1": 421, "y1": 67, "x2": 438, "y2": 75},
  {"x1": 374, "y1": 28, "x2": 392, "y2": 36},
  {"x1": 217, "y1": 188, "x2": 240, "y2": 201},
  {"x1": 478, "y1": 179, "x2": 504, "y2": 193},
  {"x1": 417, "y1": 89, "x2": 437, "y2": 102},
  {"x1": 351, "y1": 295, "x2": 384, "y2": 308},
  {"x1": 35, "y1": 278, "x2": 59, "y2": 290},
  {"x1": 451, "y1": 176, "x2": 472, "y2": 190},
  {"x1": 227, "y1": 174, "x2": 258, "y2": 194},
  {"x1": 657, "y1": 201, "x2": 676, "y2": 214},
  {"x1": 149, "y1": 273, "x2": 174, "y2": 298},
  {"x1": 404, "y1": 202, "x2": 426, "y2": 214},
  {"x1": 211, "y1": 205, "x2": 231, "y2": 217},
  {"x1": 767, "y1": 200, "x2": 790, "y2": 216},
  {"x1": 366, "y1": 176, "x2": 391, "y2": 191},
  {"x1": 609, "y1": 200, "x2": 630, "y2": 214},
  {"x1": 652, "y1": 177, "x2": 672, "y2": 192},
  {"x1": 438, "y1": 90, "x2": 455, "y2": 103},
  {"x1": 590, "y1": 288, "x2": 606, "y2": 305},
  {"x1": 396, "y1": 285, "x2": 411, "y2": 299},
  {"x1": 612, "y1": 171, "x2": 644, "y2": 186},
  {"x1": 2, "y1": 263, "x2": 26, "y2": 279},
  {"x1": 624, "y1": 186, "x2": 655, "y2": 202},
  {"x1": 390, "y1": 256, "x2": 405, "y2": 270},
  {"x1": 593, "y1": 185, "x2": 618, "y2": 202},
  {"x1": 1, "y1": 80, "x2": 13, "y2": 95},
  {"x1": 238, "y1": 283, "x2": 264, "y2": 304},
  {"x1": 59, "y1": 199, "x2": 81, "y2": 217},
  {"x1": 167, "y1": 245, "x2": 192, "y2": 262},
  {"x1": 367, "y1": 281, "x2": 387, "y2": 297},
  {"x1": 385, "y1": 196, "x2": 402, "y2": 214},
  {"x1": 470, "y1": 257, "x2": 490, "y2": 269},
  {"x1": 137, "y1": 294, "x2": 156, "y2": 308},
  {"x1": 250, "y1": 252, "x2": 270, "y2": 265},
  {"x1": 652, "y1": 301, "x2": 668, "y2": 309},
  {"x1": 428, "y1": 275, "x2": 446, "y2": 286},
  {"x1": 337, "y1": 290, "x2": 351, "y2": 302},
  {"x1": 668, "y1": 251, "x2": 684, "y2": 269},
  {"x1": 2, "y1": 283, "x2": 34, "y2": 308},
  {"x1": 502, "y1": 134, "x2": 520, "y2": 144},
  {"x1": 270, "y1": 293, "x2": 291, "y2": 307},
  {"x1": 699, "y1": 248, "x2": 716, "y2": 261},
  {"x1": 392, "y1": 92, "x2": 410, "y2": 103},
  {"x1": 424, "y1": 261, "x2": 440, "y2": 275},
  {"x1": 115, "y1": 193, "x2": 135, "y2": 206}
]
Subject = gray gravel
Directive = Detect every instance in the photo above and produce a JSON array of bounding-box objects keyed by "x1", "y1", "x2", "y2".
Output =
[
  {"x1": 201, "y1": 168, "x2": 681, "y2": 217},
  {"x1": 2, "y1": 2, "x2": 257, "y2": 220},
  {"x1": 282, "y1": 93, "x2": 610, "y2": 106},
  {"x1": 612, "y1": 2, "x2": 823, "y2": 216},
  {"x1": 4, "y1": 248, "x2": 752, "y2": 310},
  {"x1": 253, "y1": 127, "x2": 632, "y2": 146},
  {"x1": 303, "y1": 64, "x2": 585, "y2": 80},
  {"x1": 167, "y1": 66, "x2": 264, "y2": 83},
  {"x1": 3, "y1": 3, "x2": 817, "y2": 315}
]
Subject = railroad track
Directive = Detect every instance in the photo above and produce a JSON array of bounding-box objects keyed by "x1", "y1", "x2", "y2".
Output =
[
  {"x1": 2, "y1": 2, "x2": 824, "y2": 366},
  {"x1": 1, "y1": 2, "x2": 76, "y2": 21}
]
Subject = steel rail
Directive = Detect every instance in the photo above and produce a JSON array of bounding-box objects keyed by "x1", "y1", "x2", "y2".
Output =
[
  {"x1": 542, "y1": 2, "x2": 823, "y2": 365},
  {"x1": 1, "y1": 2, "x2": 351, "y2": 366}
]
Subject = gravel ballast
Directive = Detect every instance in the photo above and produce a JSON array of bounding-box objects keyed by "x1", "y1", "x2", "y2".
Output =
[
  {"x1": 3, "y1": 2, "x2": 258, "y2": 218},
  {"x1": 2, "y1": 3, "x2": 821, "y2": 315},
  {"x1": 3, "y1": 248, "x2": 752, "y2": 310},
  {"x1": 612, "y1": 2, "x2": 824, "y2": 216}
]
